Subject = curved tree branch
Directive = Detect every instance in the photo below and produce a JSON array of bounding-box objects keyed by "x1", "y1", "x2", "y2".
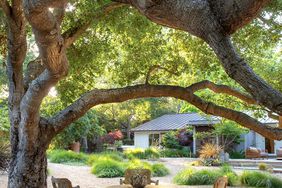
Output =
[
  {"x1": 113, "y1": 0, "x2": 282, "y2": 115},
  {"x1": 21, "y1": 0, "x2": 68, "y2": 140},
  {"x1": 189, "y1": 80, "x2": 257, "y2": 105},
  {"x1": 47, "y1": 83, "x2": 282, "y2": 141},
  {"x1": 23, "y1": 0, "x2": 67, "y2": 10},
  {"x1": 208, "y1": 0, "x2": 271, "y2": 34},
  {"x1": 23, "y1": 57, "x2": 45, "y2": 89},
  {"x1": 23, "y1": 2, "x2": 123, "y2": 88},
  {"x1": 205, "y1": 33, "x2": 282, "y2": 115},
  {"x1": 113, "y1": 0, "x2": 270, "y2": 35},
  {"x1": 145, "y1": 65, "x2": 179, "y2": 84}
]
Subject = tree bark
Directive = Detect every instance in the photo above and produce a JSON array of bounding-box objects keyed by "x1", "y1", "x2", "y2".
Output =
[
  {"x1": 205, "y1": 33, "x2": 282, "y2": 115},
  {"x1": 8, "y1": 143, "x2": 48, "y2": 188},
  {"x1": 1, "y1": 0, "x2": 281, "y2": 187},
  {"x1": 3, "y1": 0, "x2": 66, "y2": 187},
  {"x1": 48, "y1": 84, "x2": 282, "y2": 140},
  {"x1": 114, "y1": 0, "x2": 282, "y2": 115}
]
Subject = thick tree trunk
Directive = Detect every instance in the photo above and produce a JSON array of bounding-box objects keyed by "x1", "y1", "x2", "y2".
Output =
[{"x1": 8, "y1": 146, "x2": 48, "y2": 188}]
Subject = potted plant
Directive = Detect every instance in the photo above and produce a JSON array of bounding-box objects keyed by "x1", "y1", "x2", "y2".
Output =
[{"x1": 70, "y1": 141, "x2": 81, "y2": 153}]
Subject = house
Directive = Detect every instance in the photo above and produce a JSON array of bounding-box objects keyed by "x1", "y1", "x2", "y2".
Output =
[
  {"x1": 132, "y1": 112, "x2": 282, "y2": 155},
  {"x1": 131, "y1": 113, "x2": 221, "y2": 154},
  {"x1": 236, "y1": 117, "x2": 282, "y2": 154}
]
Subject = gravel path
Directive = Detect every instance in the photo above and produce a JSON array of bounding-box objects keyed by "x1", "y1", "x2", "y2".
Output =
[
  {"x1": 0, "y1": 158, "x2": 206, "y2": 188},
  {"x1": 1, "y1": 158, "x2": 282, "y2": 188}
]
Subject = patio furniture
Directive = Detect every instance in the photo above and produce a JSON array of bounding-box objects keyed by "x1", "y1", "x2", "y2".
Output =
[
  {"x1": 213, "y1": 176, "x2": 228, "y2": 188},
  {"x1": 51, "y1": 176, "x2": 80, "y2": 188},
  {"x1": 245, "y1": 147, "x2": 268, "y2": 159},
  {"x1": 260, "y1": 149, "x2": 268, "y2": 159},
  {"x1": 277, "y1": 148, "x2": 282, "y2": 160},
  {"x1": 120, "y1": 169, "x2": 159, "y2": 188},
  {"x1": 106, "y1": 186, "x2": 133, "y2": 188}
]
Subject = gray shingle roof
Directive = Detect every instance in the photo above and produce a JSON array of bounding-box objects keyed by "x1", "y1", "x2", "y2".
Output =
[{"x1": 132, "y1": 113, "x2": 221, "y2": 132}]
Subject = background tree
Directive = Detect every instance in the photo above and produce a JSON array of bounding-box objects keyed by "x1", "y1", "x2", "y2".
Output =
[
  {"x1": 0, "y1": 0, "x2": 281, "y2": 187},
  {"x1": 214, "y1": 121, "x2": 248, "y2": 152}
]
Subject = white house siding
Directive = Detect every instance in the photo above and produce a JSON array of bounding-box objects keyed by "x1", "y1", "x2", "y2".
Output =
[
  {"x1": 236, "y1": 131, "x2": 265, "y2": 151},
  {"x1": 134, "y1": 132, "x2": 149, "y2": 148},
  {"x1": 255, "y1": 132, "x2": 265, "y2": 150},
  {"x1": 275, "y1": 141, "x2": 282, "y2": 153}
]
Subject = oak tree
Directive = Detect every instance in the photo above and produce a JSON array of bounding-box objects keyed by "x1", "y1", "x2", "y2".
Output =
[{"x1": 0, "y1": 0, "x2": 281, "y2": 187}]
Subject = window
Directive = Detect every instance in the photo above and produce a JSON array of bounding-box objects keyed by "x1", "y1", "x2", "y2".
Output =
[{"x1": 149, "y1": 134, "x2": 160, "y2": 146}]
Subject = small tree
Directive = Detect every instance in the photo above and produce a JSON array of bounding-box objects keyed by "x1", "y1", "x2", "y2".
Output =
[
  {"x1": 48, "y1": 110, "x2": 106, "y2": 150},
  {"x1": 196, "y1": 121, "x2": 248, "y2": 152},
  {"x1": 102, "y1": 130, "x2": 124, "y2": 145},
  {"x1": 214, "y1": 121, "x2": 248, "y2": 152},
  {"x1": 161, "y1": 131, "x2": 182, "y2": 149}
]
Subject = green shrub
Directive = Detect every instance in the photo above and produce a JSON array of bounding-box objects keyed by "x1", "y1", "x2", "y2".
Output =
[
  {"x1": 174, "y1": 166, "x2": 239, "y2": 186},
  {"x1": 219, "y1": 165, "x2": 239, "y2": 186},
  {"x1": 258, "y1": 163, "x2": 268, "y2": 171},
  {"x1": 87, "y1": 151, "x2": 124, "y2": 165},
  {"x1": 225, "y1": 172, "x2": 239, "y2": 186},
  {"x1": 48, "y1": 150, "x2": 88, "y2": 164},
  {"x1": 220, "y1": 164, "x2": 233, "y2": 173},
  {"x1": 126, "y1": 159, "x2": 169, "y2": 177},
  {"x1": 173, "y1": 168, "x2": 195, "y2": 185},
  {"x1": 126, "y1": 159, "x2": 152, "y2": 171},
  {"x1": 144, "y1": 148, "x2": 160, "y2": 159},
  {"x1": 241, "y1": 171, "x2": 282, "y2": 188},
  {"x1": 124, "y1": 148, "x2": 146, "y2": 159},
  {"x1": 229, "y1": 151, "x2": 245, "y2": 159},
  {"x1": 91, "y1": 158, "x2": 125, "y2": 178},
  {"x1": 160, "y1": 148, "x2": 192, "y2": 158},
  {"x1": 186, "y1": 170, "x2": 221, "y2": 185},
  {"x1": 151, "y1": 163, "x2": 169, "y2": 177},
  {"x1": 123, "y1": 139, "x2": 134, "y2": 145},
  {"x1": 124, "y1": 148, "x2": 160, "y2": 159},
  {"x1": 161, "y1": 131, "x2": 182, "y2": 149}
]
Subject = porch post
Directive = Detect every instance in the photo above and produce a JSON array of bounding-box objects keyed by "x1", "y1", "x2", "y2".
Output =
[
  {"x1": 193, "y1": 126, "x2": 196, "y2": 155},
  {"x1": 159, "y1": 133, "x2": 162, "y2": 147}
]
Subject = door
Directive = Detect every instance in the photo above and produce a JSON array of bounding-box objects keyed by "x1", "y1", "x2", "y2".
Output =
[{"x1": 265, "y1": 138, "x2": 274, "y2": 153}]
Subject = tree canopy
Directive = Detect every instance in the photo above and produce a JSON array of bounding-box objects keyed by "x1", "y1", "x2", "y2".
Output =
[{"x1": 0, "y1": 0, "x2": 281, "y2": 187}]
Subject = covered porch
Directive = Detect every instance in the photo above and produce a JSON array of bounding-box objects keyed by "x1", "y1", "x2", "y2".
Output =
[{"x1": 132, "y1": 113, "x2": 221, "y2": 154}]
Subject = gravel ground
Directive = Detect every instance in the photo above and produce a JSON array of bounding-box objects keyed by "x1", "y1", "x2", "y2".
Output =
[{"x1": 1, "y1": 158, "x2": 282, "y2": 188}]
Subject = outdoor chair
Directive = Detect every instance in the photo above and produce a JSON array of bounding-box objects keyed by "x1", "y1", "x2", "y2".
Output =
[
  {"x1": 276, "y1": 148, "x2": 282, "y2": 160},
  {"x1": 213, "y1": 176, "x2": 228, "y2": 188},
  {"x1": 245, "y1": 147, "x2": 268, "y2": 159},
  {"x1": 51, "y1": 176, "x2": 80, "y2": 188},
  {"x1": 106, "y1": 185, "x2": 133, "y2": 188},
  {"x1": 120, "y1": 169, "x2": 159, "y2": 188}
]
